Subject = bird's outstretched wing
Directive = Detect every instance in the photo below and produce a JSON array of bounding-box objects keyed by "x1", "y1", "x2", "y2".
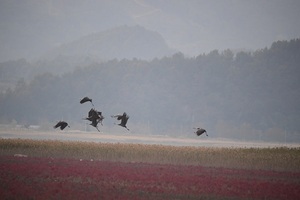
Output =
[
  {"x1": 80, "y1": 97, "x2": 94, "y2": 106},
  {"x1": 111, "y1": 114, "x2": 122, "y2": 119},
  {"x1": 53, "y1": 122, "x2": 61, "y2": 129},
  {"x1": 80, "y1": 97, "x2": 89, "y2": 104}
]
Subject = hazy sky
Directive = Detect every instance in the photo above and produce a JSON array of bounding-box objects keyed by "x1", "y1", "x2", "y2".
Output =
[
  {"x1": 0, "y1": 0, "x2": 300, "y2": 61},
  {"x1": 135, "y1": 0, "x2": 300, "y2": 54}
]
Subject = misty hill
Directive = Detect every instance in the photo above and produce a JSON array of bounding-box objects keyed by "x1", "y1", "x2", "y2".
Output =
[
  {"x1": 0, "y1": 39, "x2": 300, "y2": 142},
  {"x1": 0, "y1": 25, "x2": 174, "y2": 93},
  {"x1": 2, "y1": 1, "x2": 299, "y2": 62},
  {"x1": 42, "y1": 25, "x2": 175, "y2": 61},
  {"x1": 0, "y1": 0, "x2": 135, "y2": 62}
]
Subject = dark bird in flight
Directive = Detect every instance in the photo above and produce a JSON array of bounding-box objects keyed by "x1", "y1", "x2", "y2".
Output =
[
  {"x1": 80, "y1": 96, "x2": 94, "y2": 106},
  {"x1": 193, "y1": 128, "x2": 208, "y2": 136},
  {"x1": 54, "y1": 121, "x2": 70, "y2": 130},
  {"x1": 83, "y1": 108, "x2": 104, "y2": 132},
  {"x1": 111, "y1": 112, "x2": 130, "y2": 131}
]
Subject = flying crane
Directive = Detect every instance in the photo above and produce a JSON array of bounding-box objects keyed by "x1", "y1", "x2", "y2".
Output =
[
  {"x1": 80, "y1": 96, "x2": 94, "y2": 106},
  {"x1": 111, "y1": 112, "x2": 130, "y2": 131},
  {"x1": 193, "y1": 127, "x2": 208, "y2": 136},
  {"x1": 53, "y1": 121, "x2": 70, "y2": 130},
  {"x1": 83, "y1": 108, "x2": 104, "y2": 132}
]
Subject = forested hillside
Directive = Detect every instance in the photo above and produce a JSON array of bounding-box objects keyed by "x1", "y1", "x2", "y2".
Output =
[{"x1": 0, "y1": 39, "x2": 299, "y2": 142}]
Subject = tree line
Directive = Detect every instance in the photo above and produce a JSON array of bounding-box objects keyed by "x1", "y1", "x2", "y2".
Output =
[{"x1": 0, "y1": 39, "x2": 299, "y2": 142}]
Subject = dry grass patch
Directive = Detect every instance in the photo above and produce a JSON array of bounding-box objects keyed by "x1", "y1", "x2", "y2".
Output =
[{"x1": 1, "y1": 138, "x2": 299, "y2": 171}]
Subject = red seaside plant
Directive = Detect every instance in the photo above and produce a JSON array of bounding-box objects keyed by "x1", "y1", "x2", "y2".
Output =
[{"x1": 1, "y1": 156, "x2": 300, "y2": 199}]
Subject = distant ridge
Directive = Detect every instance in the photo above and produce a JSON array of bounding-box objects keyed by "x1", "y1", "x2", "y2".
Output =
[{"x1": 43, "y1": 25, "x2": 176, "y2": 61}]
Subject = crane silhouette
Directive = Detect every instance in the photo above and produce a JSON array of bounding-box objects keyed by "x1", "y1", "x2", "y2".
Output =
[
  {"x1": 111, "y1": 112, "x2": 129, "y2": 131},
  {"x1": 80, "y1": 96, "x2": 94, "y2": 106},
  {"x1": 54, "y1": 121, "x2": 70, "y2": 130},
  {"x1": 83, "y1": 108, "x2": 104, "y2": 132},
  {"x1": 193, "y1": 127, "x2": 208, "y2": 136}
]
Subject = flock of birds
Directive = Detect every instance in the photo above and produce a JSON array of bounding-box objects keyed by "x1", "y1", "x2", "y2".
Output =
[{"x1": 53, "y1": 96, "x2": 207, "y2": 137}]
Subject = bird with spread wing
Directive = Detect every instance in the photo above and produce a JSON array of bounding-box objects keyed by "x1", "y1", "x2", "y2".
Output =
[{"x1": 111, "y1": 112, "x2": 130, "y2": 131}]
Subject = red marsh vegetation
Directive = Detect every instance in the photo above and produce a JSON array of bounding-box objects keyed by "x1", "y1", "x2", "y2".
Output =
[{"x1": 0, "y1": 139, "x2": 300, "y2": 199}]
